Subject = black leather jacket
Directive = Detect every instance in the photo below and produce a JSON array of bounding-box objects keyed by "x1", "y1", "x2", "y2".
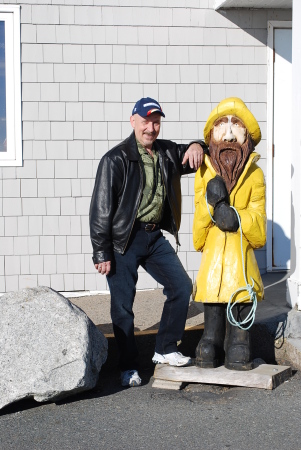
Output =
[{"x1": 90, "y1": 132, "x2": 205, "y2": 264}]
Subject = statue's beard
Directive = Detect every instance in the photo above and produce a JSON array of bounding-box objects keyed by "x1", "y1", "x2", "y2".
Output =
[{"x1": 208, "y1": 133, "x2": 254, "y2": 193}]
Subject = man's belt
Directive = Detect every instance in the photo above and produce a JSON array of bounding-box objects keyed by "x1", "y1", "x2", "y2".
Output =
[{"x1": 136, "y1": 221, "x2": 160, "y2": 232}]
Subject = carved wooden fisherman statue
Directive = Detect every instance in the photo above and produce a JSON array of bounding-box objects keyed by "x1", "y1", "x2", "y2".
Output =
[{"x1": 193, "y1": 98, "x2": 266, "y2": 371}]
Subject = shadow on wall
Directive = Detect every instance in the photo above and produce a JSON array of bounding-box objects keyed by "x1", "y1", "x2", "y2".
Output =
[
  {"x1": 289, "y1": 188, "x2": 296, "y2": 276},
  {"x1": 216, "y1": 7, "x2": 292, "y2": 53},
  {"x1": 268, "y1": 219, "x2": 291, "y2": 270},
  {"x1": 238, "y1": 219, "x2": 290, "y2": 274}
]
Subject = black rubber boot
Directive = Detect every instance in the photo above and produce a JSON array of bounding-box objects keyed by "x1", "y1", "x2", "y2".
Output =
[
  {"x1": 195, "y1": 304, "x2": 226, "y2": 368},
  {"x1": 225, "y1": 303, "x2": 254, "y2": 371}
]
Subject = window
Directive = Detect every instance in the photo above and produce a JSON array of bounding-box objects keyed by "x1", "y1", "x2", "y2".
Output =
[{"x1": 0, "y1": 5, "x2": 21, "y2": 166}]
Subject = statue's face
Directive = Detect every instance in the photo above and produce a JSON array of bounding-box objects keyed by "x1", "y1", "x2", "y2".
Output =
[
  {"x1": 208, "y1": 115, "x2": 254, "y2": 193},
  {"x1": 212, "y1": 115, "x2": 246, "y2": 145}
]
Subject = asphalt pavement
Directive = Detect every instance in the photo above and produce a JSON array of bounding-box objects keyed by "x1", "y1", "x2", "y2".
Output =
[{"x1": 1, "y1": 272, "x2": 300, "y2": 450}]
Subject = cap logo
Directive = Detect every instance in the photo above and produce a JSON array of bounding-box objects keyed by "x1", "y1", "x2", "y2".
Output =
[{"x1": 143, "y1": 102, "x2": 161, "y2": 108}]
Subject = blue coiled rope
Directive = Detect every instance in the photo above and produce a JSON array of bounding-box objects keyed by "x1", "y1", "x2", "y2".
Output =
[{"x1": 205, "y1": 193, "x2": 257, "y2": 330}]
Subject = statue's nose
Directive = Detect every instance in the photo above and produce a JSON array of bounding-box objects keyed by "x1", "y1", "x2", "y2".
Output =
[
  {"x1": 223, "y1": 126, "x2": 236, "y2": 142},
  {"x1": 223, "y1": 136, "x2": 236, "y2": 142}
]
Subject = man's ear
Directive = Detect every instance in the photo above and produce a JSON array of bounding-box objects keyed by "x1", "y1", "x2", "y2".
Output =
[{"x1": 130, "y1": 115, "x2": 135, "y2": 129}]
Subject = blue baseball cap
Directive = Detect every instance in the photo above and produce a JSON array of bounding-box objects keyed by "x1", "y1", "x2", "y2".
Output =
[{"x1": 132, "y1": 97, "x2": 165, "y2": 118}]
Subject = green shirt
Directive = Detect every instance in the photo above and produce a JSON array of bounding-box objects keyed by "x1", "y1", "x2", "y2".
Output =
[{"x1": 136, "y1": 140, "x2": 166, "y2": 223}]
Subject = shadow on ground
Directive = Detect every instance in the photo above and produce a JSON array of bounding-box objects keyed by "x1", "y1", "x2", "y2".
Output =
[
  {"x1": 1, "y1": 322, "x2": 291, "y2": 417},
  {"x1": 0, "y1": 272, "x2": 294, "y2": 416}
]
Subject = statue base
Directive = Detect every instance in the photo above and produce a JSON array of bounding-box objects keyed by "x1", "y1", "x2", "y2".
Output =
[{"x1": 152, "y1": 363, "x2": 292, "y2": 391}]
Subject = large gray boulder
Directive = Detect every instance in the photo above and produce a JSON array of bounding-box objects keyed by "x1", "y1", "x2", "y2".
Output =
[{"x1": 0, "y1": 286, "x2": 108, "y2": 410}]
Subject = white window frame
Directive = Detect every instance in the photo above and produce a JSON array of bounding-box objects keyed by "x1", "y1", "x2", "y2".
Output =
[{"x1": 0, "y1": 5, "x2": 22, "y2": 167}]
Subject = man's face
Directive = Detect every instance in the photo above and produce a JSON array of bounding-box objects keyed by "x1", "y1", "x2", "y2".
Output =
[
  {"x1": 130, "y1": 112, "x2": 161, "y2": 149},
  {"x1": 212, "y1": 115, "x2": 246, "y2": 145}
]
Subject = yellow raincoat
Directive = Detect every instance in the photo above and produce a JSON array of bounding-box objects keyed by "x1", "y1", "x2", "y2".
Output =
[{"x1": 193, "y1": 152, "x2": 266, "y2": 303}]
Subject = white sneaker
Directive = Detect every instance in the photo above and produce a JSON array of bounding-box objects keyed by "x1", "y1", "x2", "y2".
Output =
[
  {"x1": 121, "y1": 370, "x2": 141, "y2": 387},
  {"x1": 152, "y1": 351, "x2": 192, "y2": 367}
]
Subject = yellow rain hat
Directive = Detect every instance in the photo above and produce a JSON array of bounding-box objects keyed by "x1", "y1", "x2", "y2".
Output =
[{"x1": 203, "y1": 97, "x2": 261, "y2": 146}]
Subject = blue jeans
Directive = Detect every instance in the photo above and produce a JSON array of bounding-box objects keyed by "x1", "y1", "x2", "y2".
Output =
[{"x1": 107, "y1": 222, "x2": 192, "y2": 371}]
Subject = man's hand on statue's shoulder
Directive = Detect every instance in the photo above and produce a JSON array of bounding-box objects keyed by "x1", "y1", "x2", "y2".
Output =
[
  {"x1": 95, "y1": 261, "x2": 111, "y2": 275},
  {"x1": 182, "y1": 143, "x2": 204, "y2": 170}
]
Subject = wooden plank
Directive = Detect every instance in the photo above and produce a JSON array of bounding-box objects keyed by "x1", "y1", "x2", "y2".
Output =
[
  {"x1": 153, "y1": 364, "x2": 292, "y2": 390},
  {"x1": 152, "y1": 379, "x2": 184, "y2": 390},
  {"x1": 98, "y1": 323, "x2": 204, "y2": 338},
  {"x1": 100, "y1": 328, "x2": 159, "y2": 339}
]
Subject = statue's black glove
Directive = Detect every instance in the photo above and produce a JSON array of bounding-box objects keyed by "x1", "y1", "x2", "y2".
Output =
[
  {"x1": 206, "y1": 176, "x2": 229, "y2": 207},
  {"x1": 214, "y1": 202, "x2": 239, "y2": 232}
]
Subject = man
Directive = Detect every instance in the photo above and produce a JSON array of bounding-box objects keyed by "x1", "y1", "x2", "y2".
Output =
[
  {"x1": 90, "y1": 97, "x2": 205, "y2": 387},
  {"x1": 193, "y1": 97, "x2": 266, "y2": 371}
]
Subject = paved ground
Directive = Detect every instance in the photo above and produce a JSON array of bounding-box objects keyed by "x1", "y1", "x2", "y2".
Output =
[
  {"x1": 1, "y1": 272, "x2": 300, "y2": 450},
  {"x1": 1, "y1": 368, "x2": 301, "y2": 450}
]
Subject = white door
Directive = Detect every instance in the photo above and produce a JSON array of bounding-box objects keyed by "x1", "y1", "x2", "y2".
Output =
[{"x1": 272, "y1": 28, "x2": 292, "y2": 269}]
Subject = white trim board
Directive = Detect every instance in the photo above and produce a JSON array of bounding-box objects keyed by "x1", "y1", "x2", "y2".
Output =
[{"x1": 266, "y1": 20, "x2": 292, "y2": 271}]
